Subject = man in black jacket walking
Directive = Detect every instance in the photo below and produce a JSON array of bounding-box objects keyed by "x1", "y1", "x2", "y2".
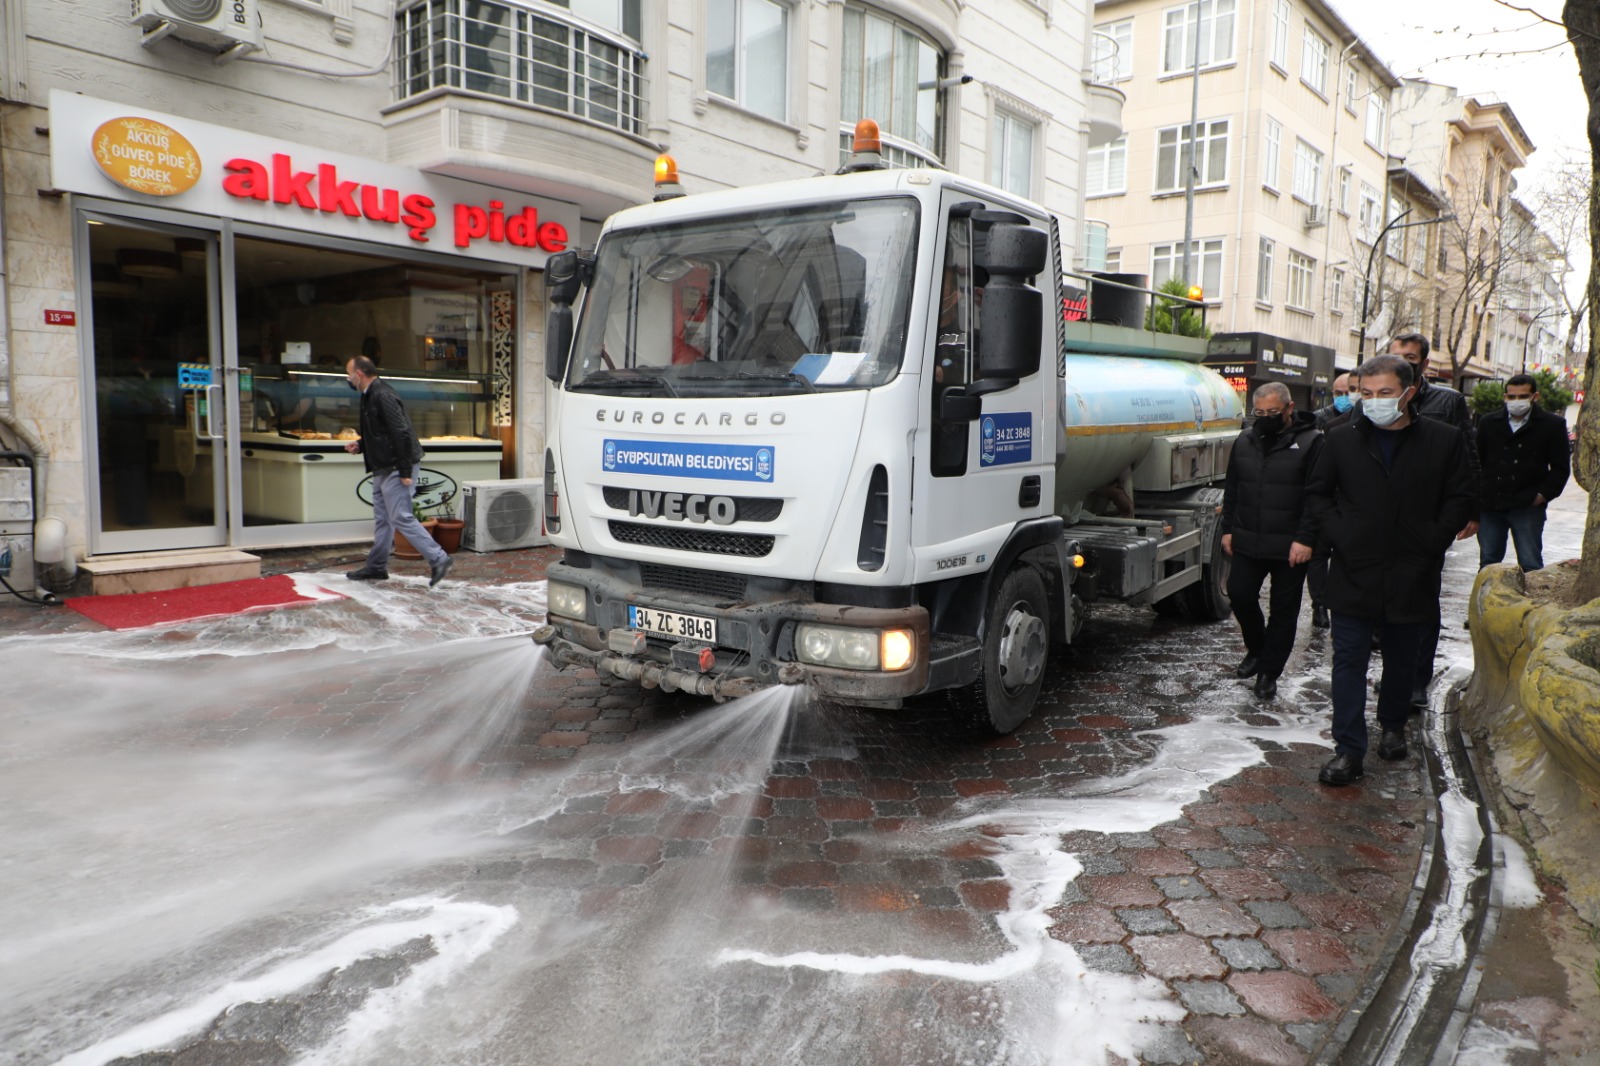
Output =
[
  {"x1": 1298, "y1": 355, "x2": 1477, "y2": 786},
  {"x1": 1221, "y1": 382, "x2": 1323, "y2": 700},
  {"x1": 1388, "y1": 331, "x2": 1478, "y2": 710},
  {"x1": 342, "y1": 355, "x2": 452, "y2": 587},
  {"x1": 1476, "y1": 372, "x2": 1571, "y2": 571}
]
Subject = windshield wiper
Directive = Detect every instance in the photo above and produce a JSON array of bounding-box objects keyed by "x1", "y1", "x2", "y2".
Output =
[
  {"x1": 568, "y1": 372, "x2": 679, "y2": 397},
  {"x1": 729, "y1": 371, "x2": 817, "y2": 393}
]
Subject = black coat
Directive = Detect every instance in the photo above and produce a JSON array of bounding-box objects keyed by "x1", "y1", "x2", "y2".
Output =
[
  {"x1": 1475, "y1": 405, "x2": 1570, "y2": 511},
  {"x1": 1313, "y1": 402, "x2": 1349, "y2": 429},
  {"x1": 1304, "y1": 413, "x2": 1478, "y2": 623},
  {"x1": 356, "y1": 377, "x2": 425, "y2": 476},
  {"x1": 1413, "y1": 376, "x2": 1471, "y2": 429},
  {"x1": 1221, "y1": 410, "x2": 1323, "y2": 560}
]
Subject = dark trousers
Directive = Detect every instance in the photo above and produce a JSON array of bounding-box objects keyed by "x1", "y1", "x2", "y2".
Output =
[
  {"x1": 1305, "y1": 547, "x2": 1330, "y2": 608},
  {"x1": 1331, "y1": 612, "x2": 1422, "y2": 760},
  {"x1": 1227, "y1": 552, "x2": 1307, "y2": 678},
  {"x1": 1411, "y1": 560, "x2": 1446, "y2": 699},
  {"x1": 1478, "y1": 505, "x2": 1548, "y2": 571}
]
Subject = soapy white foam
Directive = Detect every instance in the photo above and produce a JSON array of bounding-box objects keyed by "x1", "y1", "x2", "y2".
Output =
[
  {"x1": 1495, "y1": 834, "x2": 1543, "y2": 909},
  {"x1": 1414, "y1": 790, "x2": 1485, "y2": 973},
  {"x1": 53, "y1": 897, "x2": 517, "y2": 1066},
  {"x1": 1453, "y1": 1017, "x2": 1541, "y2": 1065},
  {"x1": 720, "y1": 712, "x2": 1328, "y2": 1063}
]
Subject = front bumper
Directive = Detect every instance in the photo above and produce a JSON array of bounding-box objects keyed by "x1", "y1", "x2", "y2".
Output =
[{"x1": 537, "y1": 559, "x2": 931, "y2": 703}]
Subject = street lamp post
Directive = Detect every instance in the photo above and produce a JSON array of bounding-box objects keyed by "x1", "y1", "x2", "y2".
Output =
[
  {"x1": 1521, "y1": 306, "x2": 1560, "y2": 374},
  {"x1": 1357, "y1": 210, "x2": 1456, "y2": 362},
  {"x1": 1180, "y1": 0, "x2": 1202, "y2": 286}
]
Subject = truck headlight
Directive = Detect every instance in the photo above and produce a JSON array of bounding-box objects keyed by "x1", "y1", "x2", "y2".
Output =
[
  {"x1": 548, "y1": 580, "x2": 589, "y2": 621},
  {"x1": 795, "y1": 624, "x2": 915, "y2": 672}
]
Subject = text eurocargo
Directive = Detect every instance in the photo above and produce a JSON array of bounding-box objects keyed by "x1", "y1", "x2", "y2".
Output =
[{"x1": 50, "y1": 91, "x2": 577, "y2": 268}]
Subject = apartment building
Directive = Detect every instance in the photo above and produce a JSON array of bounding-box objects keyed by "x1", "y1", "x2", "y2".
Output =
[
  {"x1": 1089, "y1": 0, "x2": 1398, "y2": 387},
  {"x1": 0, "y1": 0, "x2": 1104, "y2": 573}
]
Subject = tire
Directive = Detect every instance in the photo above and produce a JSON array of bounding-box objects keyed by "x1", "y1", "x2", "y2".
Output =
[
  {"x1": 947, "y1": 565, "x2": 1051, "y2": 735},
  {"x1": 1179, "y1": 521, "x2": 1232, "y2": 620}
]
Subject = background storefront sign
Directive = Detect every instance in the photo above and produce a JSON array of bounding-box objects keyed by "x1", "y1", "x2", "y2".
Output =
[{"x1": 50, "y1": 91, "x2": 578, "y2": 269}]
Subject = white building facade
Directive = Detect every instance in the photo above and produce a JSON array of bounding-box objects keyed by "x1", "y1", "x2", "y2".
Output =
[{"x1": 0, "y1": 0, "x2": 1103, "y2": 579}]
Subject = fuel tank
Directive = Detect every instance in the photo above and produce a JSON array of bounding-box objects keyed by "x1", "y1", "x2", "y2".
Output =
[{"x1": 1055, "y1": 353, "x2": 1243, "y2": 514}]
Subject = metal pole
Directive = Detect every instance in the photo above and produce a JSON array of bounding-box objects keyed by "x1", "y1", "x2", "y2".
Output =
[
  {"x1": 1180, "y1": 0, "x2": 1201, "y2": 285},
  {"x1": 1357, "y1": 207, "x2": 1409, "y2": 362}
]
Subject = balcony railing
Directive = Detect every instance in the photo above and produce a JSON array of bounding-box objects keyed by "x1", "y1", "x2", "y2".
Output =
[{"x1": 395, "y1": 0, "x2": 648, "y2": 138}]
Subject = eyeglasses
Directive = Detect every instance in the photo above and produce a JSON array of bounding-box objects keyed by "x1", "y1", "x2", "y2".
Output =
[{"x1": 1250, "y1": 408, "x2": 1287, "y2": 418}]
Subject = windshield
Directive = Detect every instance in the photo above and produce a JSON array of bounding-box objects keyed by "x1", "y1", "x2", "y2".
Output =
[{"x1": 567, "y1": 197, "x2": 920, "y2": 396}]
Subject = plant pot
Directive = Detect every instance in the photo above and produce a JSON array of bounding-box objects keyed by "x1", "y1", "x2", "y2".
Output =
[
  {"x1": 433, "y1": 518, "x2": 465, "y2": 555},
  {"x1": 394, "y1": 519, "x2": 439, "y2": 560}
]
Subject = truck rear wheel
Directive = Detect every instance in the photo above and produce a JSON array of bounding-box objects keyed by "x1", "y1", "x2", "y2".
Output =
[
  {"x1": 948, "y1": 565, "x2": 1050, "y2": 735},
  {"x1": 1179, "y1": 524, "x2": 1232, "y2": 621}
]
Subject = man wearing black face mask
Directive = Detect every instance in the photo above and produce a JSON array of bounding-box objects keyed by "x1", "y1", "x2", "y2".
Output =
[
  {"x1": 1298, "y1": 355, "x2": 1476, "y2": 786},
  {"x1": 1220, "y1": 382, "x2": 1324, "y2": 700}
]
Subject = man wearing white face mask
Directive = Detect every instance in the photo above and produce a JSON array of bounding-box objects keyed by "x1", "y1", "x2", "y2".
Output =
[
  {"x1": 1295, "y1": 355, "x2": 1477, "y2": 787},
  {"x1": 1475, "y1": 373, "x2": 1570, "y2": 571}
]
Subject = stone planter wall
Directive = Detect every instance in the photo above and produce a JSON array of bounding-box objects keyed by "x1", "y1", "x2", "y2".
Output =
[{"x1": 1464, "y1": 565, "x2": 1600, "y2": 928}]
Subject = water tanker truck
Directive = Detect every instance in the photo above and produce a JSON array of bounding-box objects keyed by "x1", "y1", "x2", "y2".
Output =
[{"x1": 532, "y1": 136, "x2": 1245, "y2": 733}]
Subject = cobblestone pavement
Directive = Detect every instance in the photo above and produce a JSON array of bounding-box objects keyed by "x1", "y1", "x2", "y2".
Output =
[{"x1": 0, "y1": 514, "x2": 1580, "y2": 1065}]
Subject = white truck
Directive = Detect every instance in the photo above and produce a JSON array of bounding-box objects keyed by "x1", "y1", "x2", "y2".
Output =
[{"x1": 531, "y1": 145, "x2": 1244, "y2": 733}]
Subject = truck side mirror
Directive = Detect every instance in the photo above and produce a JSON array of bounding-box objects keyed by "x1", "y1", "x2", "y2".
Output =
[
  {"x1": 544, "y1": 250, "x2": 590, "y2": 383},
  {"x1": 974, "y1": 224, "x2": 1047, "y2": 383}
]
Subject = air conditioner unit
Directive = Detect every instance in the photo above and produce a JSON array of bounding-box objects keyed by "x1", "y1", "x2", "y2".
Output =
[
  {"x1": 132, "y1": 0, "x2": 264, "y2": 58},
  {"x1": 462, "y1": 479, "x2": 549, "y2": 552},
  {"x1": 1305, "y1": 205, "x2": 1328, "y2": 229}
]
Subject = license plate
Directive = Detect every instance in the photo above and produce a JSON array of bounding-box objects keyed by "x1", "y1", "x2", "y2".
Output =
[{"x1": 627, "y1": 605, "x2": 717, "y2": 644}]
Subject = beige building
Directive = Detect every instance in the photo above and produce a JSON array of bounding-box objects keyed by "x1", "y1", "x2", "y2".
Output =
[{"x1": 1089, "y1": 0, "x2": 1398, "y2": 374}]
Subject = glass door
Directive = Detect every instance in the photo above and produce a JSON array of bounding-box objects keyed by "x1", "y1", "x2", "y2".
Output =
[{"x1": 83, "y1": 215, "x2": 227, "y2": 553}]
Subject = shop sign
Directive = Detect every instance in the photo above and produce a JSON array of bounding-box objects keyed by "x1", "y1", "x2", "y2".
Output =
[
  {"x1": 356, "y1": 467, "x2": 458, "y2": 514},
  {"x1": 92, "y1": 117, "x2": 201, "y2": 197},
  {"x1": 50, "y1": 91, "x2": 578, "y2": 269}
]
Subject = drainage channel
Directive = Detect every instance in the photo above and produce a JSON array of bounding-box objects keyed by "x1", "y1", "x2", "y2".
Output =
[{"x1": 1317, "y1": 664, "x2": 1504, "y2": 1066}]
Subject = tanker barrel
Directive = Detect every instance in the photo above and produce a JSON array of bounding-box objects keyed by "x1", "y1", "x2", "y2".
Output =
[{"x1": 1088, "y1": 273, "x2": 1148, "y2": 329}]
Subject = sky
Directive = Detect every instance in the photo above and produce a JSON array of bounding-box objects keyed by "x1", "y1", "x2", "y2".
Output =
[{"x1": 1327, "y1": 0, "x2": 1586, "y2": 193}]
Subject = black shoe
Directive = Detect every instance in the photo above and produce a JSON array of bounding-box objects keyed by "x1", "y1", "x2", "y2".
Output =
[
  {"x1": 1253, "y1": 674, "x2": 1278, "y2": 700},
  {"x1": 1233, "y1": 655, "x2": 1261, "y2": 679},
  {"x1": 1377, "y1": 728, "x2": 1409, "y2": 761},
  {"x1": 347, "y1": 567, "x2": 389, "y2": 581},
  {"x1": 428, "y1": 555, "x2": 454, "y2": 588},
  {"x1": 1319, "y1": 753, "x2": 1365, "y2": 787},
  {"x1": 1311, "y1": 605, "x2": 1330, "y2": 629},
  {"x1": 1410, "y1": 687, "x2": 1428, "y2": 715}
]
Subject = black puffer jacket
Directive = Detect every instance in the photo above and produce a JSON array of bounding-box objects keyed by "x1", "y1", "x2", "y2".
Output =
[
  {"x1": 1221, "y1": 410, "x2": 1324, "y2": 560},
  {"x1": 1413, "y1": 376, "x2": 1471, "y2": 429},
  {"x1": 356, "y1": 377, "x2": 425, "y2": 476},
  {"x1": 1304, "y1": 412, "x2": 1477, "y2": 623},
  {"x1": 1476, "y1": 405, "x2": 1570, "y2": 511}
]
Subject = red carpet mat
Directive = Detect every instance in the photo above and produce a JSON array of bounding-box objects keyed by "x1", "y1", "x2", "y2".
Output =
[{"x1": 67, "y1": 574, "x2": 343, "y2": 630}]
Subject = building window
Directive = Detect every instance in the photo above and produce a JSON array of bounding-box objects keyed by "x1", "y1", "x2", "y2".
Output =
[
  {"x1": 1263, "y1": 118, "x2": 1281, "y2": 190},
  {"x1": 1387, "y1": 199, "x2": 1407, "y2": 260},
  {"x1": 1156, "y1": 119, "x2": 1230, "y2": 192},
  {"x1": 707, "y1": 0, "x2": 789, "y2": 121},
  {"x1": 1358, "y1": 181, "x2": 1381, "y2": 238},
  {"x1": 841, "y1": 6, "x2": 944, "y2": 165},
  {"x1": 1256, "y1": 237, "x2": 1275, "y2": 303},
  {"x1": 1094, "y1": 18, "x2": 1133, "y2": 82},
  {"x1": 1344, "y1": 64, "x2": 1359, "y2": 112},
  {"x1": 1105, "y1": 248, "x2": 1123, "y2": 273},
  {"x1": 1286, "y1": 250, "x2": 1315, "y2": 309},
  {"x1": 396, "y1": 0, "x2": 649, "y2": 135},
  {"x1": 1365, "y1": 92, "x2": 1386, "y2": 149},
  {"x1": 1151, "y1": 237, "x2": 1224, "y2": 298},
  {"x1": 1162, "y1": 0, "x2": 1236, "y2": 74},
  {"x1": 1292, "y1": 139, "x2": 1323, "y2": 203},
  {"x1": 1269, "y1": 0, "x2": 1289, "y2": 69},
  {"x1": 1087, "y1": 136, "x2": 1127, "y2": 197},
  {"x1": 991, "y1": 109, "x2": 1036, "y2": 198},
  {"x1": 1337, "y1": 165, "x2": 1352, "y2": 214},
  {"x1": 1331, "y1": 266, "x2": 1345, "y2": 312},
  {"x1": 1301, "y1": 27, "x2": 1329, "y2": 95}
]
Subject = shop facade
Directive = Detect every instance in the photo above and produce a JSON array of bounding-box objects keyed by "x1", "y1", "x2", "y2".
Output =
[
  {"x1": 40, "y1": 92, "x2": 576, "y2": 557},
  {"x1": 1205, "y1": 332, "x2": 1337, "y2": 415}
]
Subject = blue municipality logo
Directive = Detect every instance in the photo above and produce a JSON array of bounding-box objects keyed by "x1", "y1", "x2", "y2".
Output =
[
  {"x1": 603, "y1": 440, "x2": 617, "y2": 471},
  {"x1": 980, "y1": 416, "x2": 997, "y2": 464},
  {"x1": 755, "y1": 448, "x2": 773, "y2": 481}
]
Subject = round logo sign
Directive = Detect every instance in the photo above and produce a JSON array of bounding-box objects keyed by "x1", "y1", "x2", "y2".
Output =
[{"x1": 91, "y1": 117, "x2": 201, "y2": 197}]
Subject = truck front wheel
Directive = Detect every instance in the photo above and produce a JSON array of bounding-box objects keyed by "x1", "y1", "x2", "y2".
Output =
[{"x1": 949, "y1": 565, "x2": 1050, "y2": 735}]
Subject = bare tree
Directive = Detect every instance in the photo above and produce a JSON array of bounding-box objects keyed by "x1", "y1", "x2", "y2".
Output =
[{"x1": 1521, "y1": 157, "x2": 1592, "y2": 364}]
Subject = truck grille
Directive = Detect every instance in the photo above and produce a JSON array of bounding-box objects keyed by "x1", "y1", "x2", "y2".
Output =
[
  {"x1": 601, "y1": 486, "x2": 783, "y2": 523},
  {"x1": 609, "y1": 521, "x2": 774, "y2": 558},
  {"x1": 639, "y1": 563, "x2": 748, "y2": 601}
]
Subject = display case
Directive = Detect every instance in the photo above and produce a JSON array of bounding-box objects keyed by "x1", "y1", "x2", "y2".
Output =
[{"x1": 184, "y1": 367, "x2": 504, "y2": 525}]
